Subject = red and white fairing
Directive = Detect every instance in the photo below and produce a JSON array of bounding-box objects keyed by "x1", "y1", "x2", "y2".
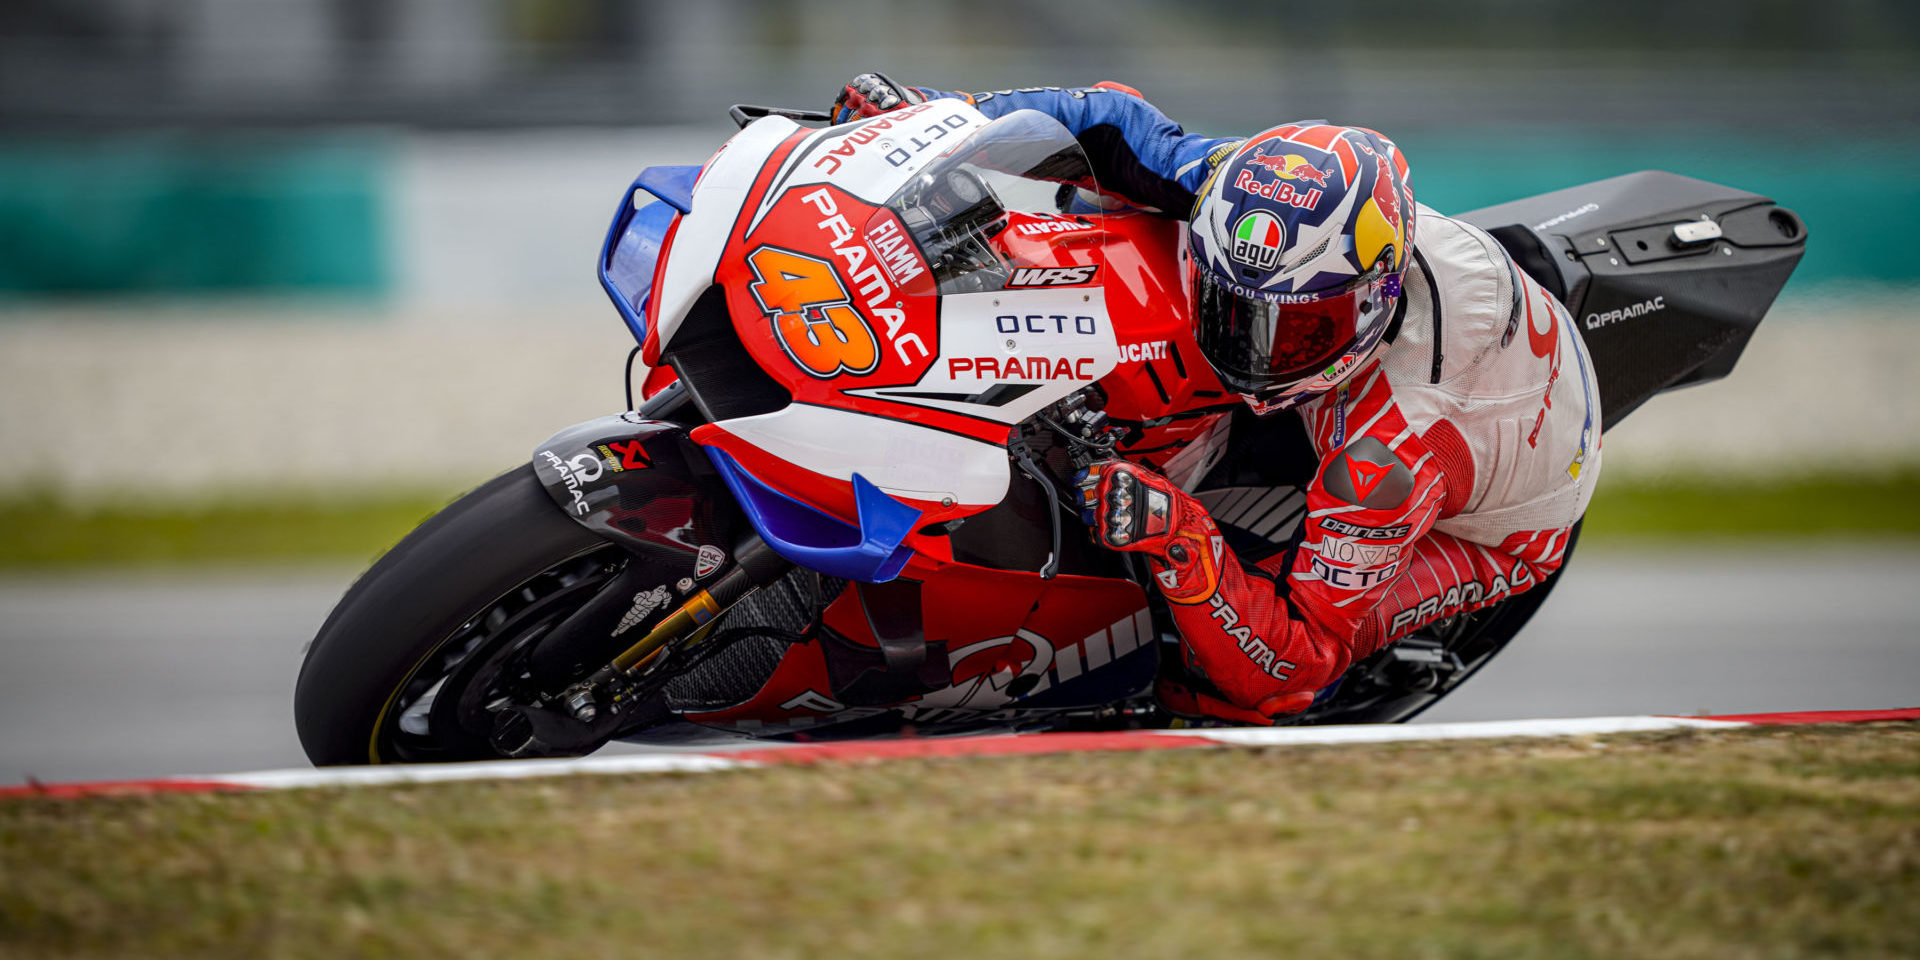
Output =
[
  {"x1": 629, "y1": 104, "x2": 1247, "y2": 733},
  {"x1": 648, "y1": 102, "x2": 1129, "y2": 519}
]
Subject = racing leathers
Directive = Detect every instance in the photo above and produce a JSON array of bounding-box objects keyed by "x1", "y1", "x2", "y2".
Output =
[{"x1": 913, "y1": 83, "x2": 1605, "y2": 721}]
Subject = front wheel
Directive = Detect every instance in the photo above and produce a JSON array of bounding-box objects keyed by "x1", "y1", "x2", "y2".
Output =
[{"x1": 295, "y1": 466, "x2": 651, "y2": 765}]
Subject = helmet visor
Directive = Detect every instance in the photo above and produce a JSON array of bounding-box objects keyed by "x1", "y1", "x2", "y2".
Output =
[{"x1": 1193, "y1": 266, "x2": 1391, "y2": 396}]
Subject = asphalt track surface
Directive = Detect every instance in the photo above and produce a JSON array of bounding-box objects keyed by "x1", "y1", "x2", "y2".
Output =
[{"x1": 2, "y1": 547, "x2": 1916, "y2": 785}]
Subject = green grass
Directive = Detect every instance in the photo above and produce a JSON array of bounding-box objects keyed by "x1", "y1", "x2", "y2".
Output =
[
  {"x1": 0, "y1": 470, "x2": 1917, "y2": 569},
  {"x1": 2, "y1": 723, "x2": 1916, "y2": 959},
  {"x1": 1579, "y1": 468, "x2": 1920, "y2": 543},
  {"x1": 0, "y1": 490, "x2": 456, "y2": 570}
]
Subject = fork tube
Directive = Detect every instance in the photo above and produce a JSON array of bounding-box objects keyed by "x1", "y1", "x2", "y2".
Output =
[{"x1": 588, "y1": 535, "x2": 789, "y2": 683}]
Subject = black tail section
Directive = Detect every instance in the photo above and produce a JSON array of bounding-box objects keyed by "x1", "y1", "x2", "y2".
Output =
[{"x1": 1458, "y1": 171, "x2": 1806, "y2": 429}]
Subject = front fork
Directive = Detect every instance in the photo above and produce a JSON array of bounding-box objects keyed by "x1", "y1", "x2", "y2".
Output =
[{"x1": 556, "y1": 535, "x2": 788, "y2": 720}]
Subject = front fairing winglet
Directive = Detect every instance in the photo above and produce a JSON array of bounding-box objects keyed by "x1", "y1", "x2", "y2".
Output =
[
  {"x1": 704, "y1": 447, "x2": 922, "y2": 584},
  {"x1": 532, "y1": 413, "x2": 923, "y2": 584},
  {"x1": 597, "y1": 164, "x2": 702, "y2": 346}
]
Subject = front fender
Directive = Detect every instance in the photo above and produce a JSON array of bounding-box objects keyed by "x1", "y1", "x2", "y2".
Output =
[{"x1": 530, "y1": 414, "x2": 744, "y2": 582}]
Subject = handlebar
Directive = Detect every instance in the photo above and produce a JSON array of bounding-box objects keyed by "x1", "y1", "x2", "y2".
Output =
[{"x1": 729, "y1": 104, "x2": 834, "y2": 130}]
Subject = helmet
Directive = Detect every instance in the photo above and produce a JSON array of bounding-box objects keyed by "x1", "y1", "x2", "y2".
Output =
[{"x1": 1186, "y1": 123, "x2": 1415, "y2": 413}]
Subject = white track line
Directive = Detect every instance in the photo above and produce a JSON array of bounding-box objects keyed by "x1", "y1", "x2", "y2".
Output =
[
  {"x1": 209, "y1": 753, "x2": 748, "y2": 791},
  {"x1": 1163, "y1": 715, "x2": 1744, "y2": 747},
  {"x1": 6, "y1": 709, "x2": 1912, "y2": 799}
]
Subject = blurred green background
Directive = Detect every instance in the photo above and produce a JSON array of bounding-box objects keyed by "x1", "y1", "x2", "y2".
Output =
[
  {"x1": 1, "y1": 0, "x2": 1916, "y2": 564},
  {"x1": 3, "y1": 131, "x2": 1913, "y2": 297},
  {"x1": 0, "y1": 137, "x2": 388, "y2": 296}
]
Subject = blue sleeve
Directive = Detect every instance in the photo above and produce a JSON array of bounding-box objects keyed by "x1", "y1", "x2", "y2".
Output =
[{"x1": 917, "y1": 85, "x2": 1241, "y2": 218}]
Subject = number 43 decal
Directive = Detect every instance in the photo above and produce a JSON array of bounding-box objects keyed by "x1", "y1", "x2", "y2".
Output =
[{"x1": 746, "y1": 246, "x2": 880, "y2": 379}]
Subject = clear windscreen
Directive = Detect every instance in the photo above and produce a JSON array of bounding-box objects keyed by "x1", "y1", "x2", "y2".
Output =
[
  {"x1": 606, "y1": 199, "x2": 676, "y2": 317},
  {"x1": 878, "y1": 109, "x2": 1101, "y2": 295}
]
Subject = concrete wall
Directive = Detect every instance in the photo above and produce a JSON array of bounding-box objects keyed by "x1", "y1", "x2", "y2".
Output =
[{"x1": 0, "y1": 299, "x2": 1912, "y2": 503}]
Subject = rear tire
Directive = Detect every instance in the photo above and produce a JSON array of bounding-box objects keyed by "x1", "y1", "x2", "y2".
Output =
[{"x1": 294, "y1": 465, "x2": 624, "y2": 765}]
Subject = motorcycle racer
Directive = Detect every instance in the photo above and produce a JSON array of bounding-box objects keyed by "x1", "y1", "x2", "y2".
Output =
[{"x1": 833, "y1": 74, "x2": 1604, "y2": 724}]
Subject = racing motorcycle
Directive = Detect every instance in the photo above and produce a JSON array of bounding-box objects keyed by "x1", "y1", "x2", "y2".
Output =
[{"x1": 294, "y1": 100, "x2": 1805, "y2": 765}]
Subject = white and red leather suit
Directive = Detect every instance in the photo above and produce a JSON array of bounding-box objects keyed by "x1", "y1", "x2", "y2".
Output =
[{"x1": 839, "y1": 78, "x2": 1605, "y2": 722}]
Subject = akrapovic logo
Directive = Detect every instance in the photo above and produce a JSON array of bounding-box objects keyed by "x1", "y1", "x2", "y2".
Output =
[
  {"x1": 1007, "y1": 266, "x2": 1098, "y2": 287},
  {"x1": 1585, "y1": 296, "x2": 1666, "y2": 331}
]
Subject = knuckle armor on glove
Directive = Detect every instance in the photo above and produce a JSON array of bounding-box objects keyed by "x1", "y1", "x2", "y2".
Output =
[
  {"x1": 830, "y1": 72, "x2": 926, "y2": 125},
  {"x1": 1078, "y1": 460, "x2": 1224, "y2": 605}
]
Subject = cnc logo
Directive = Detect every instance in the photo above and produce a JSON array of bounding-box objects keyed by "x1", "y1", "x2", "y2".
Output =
[{"x1": 694, "y1": 544, "x2": 726, "y2": 579}]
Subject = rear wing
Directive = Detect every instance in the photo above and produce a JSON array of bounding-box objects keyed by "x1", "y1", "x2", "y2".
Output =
[{"x1": 1457, "y1": 171, "x2": 1805, "y2": 429}]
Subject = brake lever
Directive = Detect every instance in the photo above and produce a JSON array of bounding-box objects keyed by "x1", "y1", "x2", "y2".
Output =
[{"x1": 1006, "y1": 435, "x2": 1062, "y2": 581}]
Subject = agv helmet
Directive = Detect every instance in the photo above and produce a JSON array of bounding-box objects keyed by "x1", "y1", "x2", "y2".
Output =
[{"x1": 1186, "y1": 123, "x2": 1415, "y2": 413}]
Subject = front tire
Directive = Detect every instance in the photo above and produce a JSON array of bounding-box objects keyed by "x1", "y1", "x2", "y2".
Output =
[{"x1": 294, "y1": 465, "x2": 628, "y2": 765}]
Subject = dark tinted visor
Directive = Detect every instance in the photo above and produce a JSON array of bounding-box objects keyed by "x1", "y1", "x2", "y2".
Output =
[{"x1": 1193, "y1": 268, "x2": 1380, "y2": 395}]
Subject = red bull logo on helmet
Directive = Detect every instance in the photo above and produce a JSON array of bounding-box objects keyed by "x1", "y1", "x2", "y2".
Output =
[
  {"x1": 1246, "y1": 151, "x2": 1334, "y2": 187},
  {"x1": 1232, "y1": 168, "x2": 1324, "y2": 210},
  {"x1": 1230, "y1": 211, "x2": 1285, "y2": 270}
]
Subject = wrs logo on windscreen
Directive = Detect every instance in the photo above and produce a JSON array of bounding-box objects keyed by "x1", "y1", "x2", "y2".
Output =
[{"x1": 1007, "y1": 265, "x2": 1098, "y2": 287}]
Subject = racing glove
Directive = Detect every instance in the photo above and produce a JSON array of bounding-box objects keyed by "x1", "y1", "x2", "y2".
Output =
[
  {"x1": 830, "y1": 72, "x2": 926, "y2": 124},
  {"x1": 1077, "y1": 460, "x2": 1225, "y2": 605}
]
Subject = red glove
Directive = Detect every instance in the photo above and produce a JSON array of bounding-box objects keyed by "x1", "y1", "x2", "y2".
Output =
[
  {"x1": 830, "y1": 72, "x2": 927, "y2": 125},
  {"x1": 1077, "y1": 460, "x2": 1225, "y2": 605}
]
